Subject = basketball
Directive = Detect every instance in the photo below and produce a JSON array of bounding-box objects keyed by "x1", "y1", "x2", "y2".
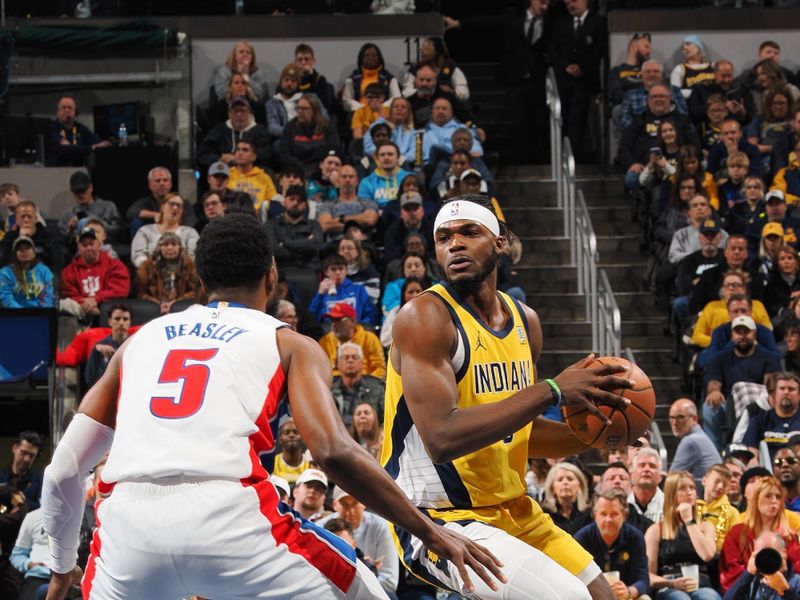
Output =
[{"x1": 561, "y1": 356, "x2": 655, "y2": 449}]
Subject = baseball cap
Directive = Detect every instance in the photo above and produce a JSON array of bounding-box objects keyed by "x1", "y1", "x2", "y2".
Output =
[
  {"x1": 699, "y1": 218, "x2": 721, "y2": 235},
  {"x1": 228, "y1": 95, "x2": 250, "y2": 109},
  {"x1": 740, "y1": 466, "x2": 771, "y2": 494},
  {"x1": 325, "y1": 302, "x2": 357, "y2": 321},
  {"x1": 78, "y1": 226, "x2": 97, "y2": 242},
  {"x1": 731, "y1": 315, "x2": 756, "y2": 331},
  {"x1": 270, "y1": 475, "x2": 290, "y2": 499},
  {"x1": 12, "y1": 235, "x2": 35, "y2": 252},
  {"x1": 279, "y1": 63, "x2": 301, "y2": 83},
  {"x1": 766, "y1": 190, "x2": 786, "y2": 204},
  {"x1": 787, "y1": 433, "x2": 800, "y2": 448},
  {"x1": 459, "y1": 168, "x2": 482, "y2": 181},
  {"x1": 323, "y1": 147, "x2": 344, "y2": 161},
  {"x1": 400, "y1": 191, "x2": 423, "y2": 208},
  {"x1": 296, "y1": 468, "x2": 328, "y2": 488},
  {"x1": 69, "y1": 171, "x2": 91, "y2": 193},
  {"x1": 762, "y1": 222, "x2": 785, "y2": 238},
  {"x1": 723, "y1": 443, "x2": 755, "y2": 462},
  {"x1": 332, "y1": 485, "x2": 354, "y2": 503},
  {"x1": 285, "y1": 185, "x2": 307, "y2": 201},
  {"x1": 208, "y1": 161, "x2": 230, "y2": 178}
]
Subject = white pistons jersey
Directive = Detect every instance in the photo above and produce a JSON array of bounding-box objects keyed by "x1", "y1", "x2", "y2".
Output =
[{"x1": 101, "y1": 302, "x2": 287, "y2": 485}]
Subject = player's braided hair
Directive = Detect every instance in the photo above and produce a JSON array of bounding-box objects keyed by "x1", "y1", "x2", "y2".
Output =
[
  {"x1": 440, "y1": 194, "x2": 517, "y2": 245},
  {"x1": 195, "y1": 213, "x2": 273, "y2": 293}
]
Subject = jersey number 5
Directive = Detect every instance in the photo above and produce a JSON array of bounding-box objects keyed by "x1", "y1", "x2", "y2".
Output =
[{"x1": 150, "y1": 348, "x2": 219, "y2": 419}]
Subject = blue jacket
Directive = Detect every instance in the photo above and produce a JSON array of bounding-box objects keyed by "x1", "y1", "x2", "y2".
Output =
[
  {"x1": 705, "y1": 323, "x2": 779, "y2": 367},
  {"x1": 574, "y1": 522, "x2": 650, "y2": 597},
  {"x1": 723, "y1": 567, "x2": 800, "y2": 600},
  {"x1": 357, "y1": 167, "x2": 413, "y2": 209},
  {"x1": 308, "y1": 277, "x2": 378, "y2": 325},
  {"x1": 422, "y1": 118, "x2": 483, "y2": 164},
  {"x1": 708, "y1": 138, "x2": 763, "y2": 178},
  {"x1": 363, "y1": 119, "x2": 417, "y2": 168},
  {"x1": 0, "y1": 466, "x2": 43, "y2": 510},
  {"x1": 0, "y1": 263, "x2": 55, "y2": 308}
]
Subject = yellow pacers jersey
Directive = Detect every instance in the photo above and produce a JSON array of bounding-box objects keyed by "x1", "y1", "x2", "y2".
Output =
[{"x1": 381, "y1": 283, "x2": 534, "y2": 509}]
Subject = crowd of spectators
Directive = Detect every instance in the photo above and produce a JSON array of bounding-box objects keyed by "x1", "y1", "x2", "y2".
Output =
[
  {"x1": 8, "y1": 6, "x2": 800, "y2": 600},
  {"x1": 0, "y1": 31, "x2": 522, "y2": 600},
  {"x1": 614, "y1": 32, "x2": 800, "y2": 454}
]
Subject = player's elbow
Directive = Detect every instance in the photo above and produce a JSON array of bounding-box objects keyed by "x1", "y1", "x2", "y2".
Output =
[{"x1": 425, "y1": 438, "x2": 458, "y2": 464}]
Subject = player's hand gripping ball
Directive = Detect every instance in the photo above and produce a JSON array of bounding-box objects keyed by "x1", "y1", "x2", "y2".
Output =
[{"x1": 562, "y1": 356, "x2": 655, "y2": 449}]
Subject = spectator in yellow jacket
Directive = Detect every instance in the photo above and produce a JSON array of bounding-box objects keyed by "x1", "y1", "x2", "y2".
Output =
[
  {"x1": 691, "y1": 269, "x2": 771, "y2": 348},
  {"x1": 227, "y1": 140, "x2": 277, "y2": 215},
  {"x1": 318, "y1": 303, "x2": 386, "y2": 379},
  {"x1": 771, "y1": 136, "x2": 800, "y2": 205}
]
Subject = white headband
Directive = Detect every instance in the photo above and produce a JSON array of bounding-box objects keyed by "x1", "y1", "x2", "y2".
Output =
[{"x1": 433, "y1": 201, "x2": 500, "y2": 237}]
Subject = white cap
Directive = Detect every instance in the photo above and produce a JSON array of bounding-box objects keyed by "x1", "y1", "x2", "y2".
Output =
[
  {"x1": 295, "y1": 468, "x2": 328, "y2": 488},
  {"x1": 731, "y1": 315, "x2": 756, "y2": 331},
  {"x1": 332, "y1": 485, "x2": 353, "y2": 503},
  {"x1": 270, "y1": 475, "x2": 290, "y2": 498}
]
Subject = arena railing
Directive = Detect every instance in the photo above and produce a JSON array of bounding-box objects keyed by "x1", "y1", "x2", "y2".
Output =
[
  {"x1": 555, "y1": 124, "x2": 621, "y2": 358},
  {"x1": 546, "y1": 67, "x2": 563, "y2": 186},
  {"x1": 625, "y1": 347, "x2": 668, "y2": 473}
]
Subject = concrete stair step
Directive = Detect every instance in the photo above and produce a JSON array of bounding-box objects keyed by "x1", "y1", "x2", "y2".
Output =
[
  {"x1": 535, "y1": 348, "x2": 674, "y2": 376},
  {"x1": 539, "y1": 318, "x2": 667, "y2": 338},
  {"x1": 459, "y1": 62, "x2": 501, "y2": 79},
  {"x1": 496, "y1": 165, "x2": 621, "y2": 178},
  {"x1": 545, "y1": 335, "x2": 673, "y2": 351}
]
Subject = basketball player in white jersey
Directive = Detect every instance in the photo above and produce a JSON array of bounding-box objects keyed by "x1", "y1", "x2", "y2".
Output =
[{"x1": 42, "y1": 214, "x2": 505, "y2": 600}]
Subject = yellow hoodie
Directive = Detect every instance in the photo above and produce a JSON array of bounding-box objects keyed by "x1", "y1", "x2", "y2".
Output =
[{"x1": 227, "y1": 166, "x2": 277, "y2": 212}]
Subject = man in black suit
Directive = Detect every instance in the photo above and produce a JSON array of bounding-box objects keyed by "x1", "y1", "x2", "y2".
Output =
[
  {"x1": 501, "y1": 0, "x2": 554, "y2": 161},
  {"x1": 549, "y1": 0, "x2": 606, "y2": 156},
  {"x1": 445, "y1": 1, "x2": 555, "y2": 161}
]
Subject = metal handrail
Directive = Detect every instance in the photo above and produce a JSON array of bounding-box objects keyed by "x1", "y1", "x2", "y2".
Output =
[
  {"x1": 597, "y1": 269, "x2": 622, "y2": 357},
  {"x1": 546, "y1": 67, "x2": 562, "y2": 185},
  {"x1": 549, "y1": 71, "x2": 622, "y2": 357},
  {"x1": 625, "y1": 348, "x2": 668, "y2": 472},
  {"x1": 562, "y1": 138, "x2": 577, "y2": 264}
]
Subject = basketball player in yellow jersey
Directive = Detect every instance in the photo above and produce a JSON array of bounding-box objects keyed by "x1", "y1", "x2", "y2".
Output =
[{"x1": 382, "y1": 195, "x2": 634, "y2": 600}]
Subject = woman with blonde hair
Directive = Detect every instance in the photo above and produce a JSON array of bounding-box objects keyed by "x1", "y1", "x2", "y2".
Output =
[
  {"x1": 644, "y1": 471, "x2": 719, "y2": 600},
  {"x1": 719, "y1": 476, "x2": 800, "y2": 592},
  {"x1": 212, "y1": 40, "x2": 269, "y2": 102},
  {"x1": 541, "y1": 461, "x2": 592, "y2": 534},
  {"x1": 363, "y1": 97, "x2": 416, "y2": 168}
]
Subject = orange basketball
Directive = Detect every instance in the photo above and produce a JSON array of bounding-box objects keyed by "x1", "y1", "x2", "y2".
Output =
[{"x1": 561, "y1": 356, "x2": 655, "y2": 449}]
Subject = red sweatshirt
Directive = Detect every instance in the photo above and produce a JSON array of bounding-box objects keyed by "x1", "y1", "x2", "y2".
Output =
[{"x1": 59, "y1": 252, "x2": 130, "y2": 304}]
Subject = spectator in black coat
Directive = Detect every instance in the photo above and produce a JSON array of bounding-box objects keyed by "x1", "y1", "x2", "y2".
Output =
[
  {"x1": 279, "y1": 94, "x2": 341, "y2": 178},
  {"x1": 688, "y1": 60, "x2": 755, "y2": 128},
  {"x1": 765, "y1": 245, "x2": 800, "y2": 318},
  {"x1": 707, "y1": 118, "x2": 764, "y2": 180},
  {"x1": 690, "y1": 234, "x2": 764, "y2": 314},
  {"x1": 294, "y1": 43, "x2": 336, "y2": 114},
  {"x1": 620, "y1": 84, "x2": 700, "y2": 193},
  {"x1": 197, "y1": 96, "x2": 272, "y2": 172},
  {"x1": 45, "y1": 95, "x2": 110, "y2": 167}
]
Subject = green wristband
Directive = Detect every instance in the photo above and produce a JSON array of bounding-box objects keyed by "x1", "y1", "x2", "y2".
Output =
[{"x1": 544, "y1": 378, "x2": 562, "y2": 406}]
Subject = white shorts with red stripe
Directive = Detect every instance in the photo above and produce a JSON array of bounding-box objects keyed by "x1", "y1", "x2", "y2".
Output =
[{"x1": 82, "y1": 477, "x2": 388, "y2": 599}]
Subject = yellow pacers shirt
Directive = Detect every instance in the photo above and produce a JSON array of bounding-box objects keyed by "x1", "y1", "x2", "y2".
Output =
[{"x1": 381, "y1": 283, "x2": 534, "y2": 509}]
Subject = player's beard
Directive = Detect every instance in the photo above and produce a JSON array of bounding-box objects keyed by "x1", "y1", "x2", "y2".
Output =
[{"x1": 448, "y1": 247, "x2": 498, "y2": 297}]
